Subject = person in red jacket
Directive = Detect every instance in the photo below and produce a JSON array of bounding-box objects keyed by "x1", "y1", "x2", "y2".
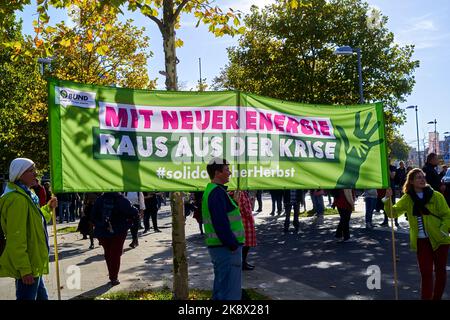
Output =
[{"x1": 230, "y1": 190, "x2": 257, "y2": 271}]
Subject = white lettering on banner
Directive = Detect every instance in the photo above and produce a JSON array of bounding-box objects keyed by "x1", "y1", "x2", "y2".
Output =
[
  {"x1": 175, "y1": 137, "x2": 193, "y2": 157},
  {"x1": 98, "y1": 103, "x2": 335, "y2": 139},
  {"x1": 137, "y1": 136, "x2": 153, "y2": 157},
  {"x1": 98, "y1": 134, "x2": 337, "y2": 160},
  {"x1": 155, "y1": 137, "x2": 168, "y2": 157},
  {"x1": 155, "y1": 165, "x2": 296, "y2": 180},
  {"x1": 55, "y1": 86, "x2": 96, "y2": 108},
  {"x1": 260, "y1": 138, "x2": 273, "y2": 157},
  {"x1": 210, "y1": 137, "x2": 223, "y2": 157},
  {"x1": 99, "y1": 134, "x2": 116, "y2": 155}
]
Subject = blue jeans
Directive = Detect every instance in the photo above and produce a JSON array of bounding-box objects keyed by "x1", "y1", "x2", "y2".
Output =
[
  {"x1": 365, "y1": 197, "x2": 377, "y2": 224},
  {"x1": 59, "y1": 201, "x2": 70, "y2": 222},
  {"x1": 311, "y1": 194, "x2": 325, "y2": 215},
  {"x1": 208, "y1": 246, "x2": 242, "y2": 300},
  {"x1": 15, "y1": 276, "x2": 48, "y2": 300}
]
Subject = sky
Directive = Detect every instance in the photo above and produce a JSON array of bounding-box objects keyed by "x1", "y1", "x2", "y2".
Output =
[{"x1": 16, "y1": 0, "x2": 450, "y2": 150}]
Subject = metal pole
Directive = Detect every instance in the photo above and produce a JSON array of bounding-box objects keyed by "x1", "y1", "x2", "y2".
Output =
[
  {"x1": 434, "y1": 120, "x2": 437, "y2": 154},
  {"x1": 387, "y1": 198, "x2": 399, "y2": 300},
  {"x1": 356, "y1": 48, "x2": 364, "y2": 104},
  {"x1": 51, "y1": 207, "x2": 61, "y2": 300},
  {"x1": 415, "y1": 106, "x2": 422, "y2": 167},
  {"x1": 198, "y1": 57, "x2": 202, "y2": 90}
]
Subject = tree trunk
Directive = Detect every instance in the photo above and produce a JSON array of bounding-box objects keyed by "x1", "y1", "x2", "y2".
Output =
[
  {"x1": 163, "y1": 0, "x2": 187, "y2": 300},
  {"x1": 162, "y1": 1, "x2": 178, "y2": 91},
  {"x1": 170, "y1": 191, "x2": 189, "y2": 299}
]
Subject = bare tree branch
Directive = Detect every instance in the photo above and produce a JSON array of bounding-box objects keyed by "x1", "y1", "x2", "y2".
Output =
[
  {"x1": 174, "y1": 0, "x2": 191, "y2": 19},
  {"x1": 136, "y1": 3, "x2": 164, "y2": 32}
]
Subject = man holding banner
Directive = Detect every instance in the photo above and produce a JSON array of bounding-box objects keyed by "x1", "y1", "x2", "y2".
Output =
[{"x1": 202, "y1": 158, "x2": 245, "y2": 300}]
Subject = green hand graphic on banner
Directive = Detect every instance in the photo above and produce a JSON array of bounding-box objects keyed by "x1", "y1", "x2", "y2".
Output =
[{"x1": 335, "y1": 111, "x2": 383, "y2": 188}]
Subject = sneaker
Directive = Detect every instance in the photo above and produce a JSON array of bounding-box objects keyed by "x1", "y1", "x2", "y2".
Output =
[
  {"x1": 129, "y1": 240, "x2": 139, "y2": 248},
  {"x1": 110, "y1": 279, "x2": 120, "y2": 286},
  {"x1": 154, "y1": 228, "x2": 162, "y2": 233},
  {"x1": 142, "y1": 229, "x2": 149, "y2": 234},
  {"x1": 242, "y1": 263, "x2": 255, "y2": 271}
]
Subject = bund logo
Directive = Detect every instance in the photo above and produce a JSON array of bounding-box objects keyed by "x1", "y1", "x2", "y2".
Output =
[
  {"x1": 59, "y1": 89, "x2": 89, "y2": 101},
  {"x1": 55, "y1": 86, "x2": 96, "y2": 108}
]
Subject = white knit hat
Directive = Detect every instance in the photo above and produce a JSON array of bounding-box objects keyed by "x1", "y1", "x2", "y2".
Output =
[{"x1": 9, "y1": 158, "x2": 35, "y2": 182}]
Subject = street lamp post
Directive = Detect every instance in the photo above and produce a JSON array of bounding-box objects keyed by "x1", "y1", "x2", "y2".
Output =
[
  {"x1": 406, "y1": 105, "x2": 422, "y2": 167},
  {"x1": 334, "y1": 46, "x2": 364, "y2": 104},
  {"x1": 427, "y1": 119, "x2": 437, "y2": 154}
]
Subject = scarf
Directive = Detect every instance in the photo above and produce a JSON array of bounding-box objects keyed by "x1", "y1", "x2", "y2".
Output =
[
  {"x1": 407, "y1": 186, "x2": 433, "y2": 217},
  {"x1": 14, "y1": 182, "x2": 50, "y2": 253}
]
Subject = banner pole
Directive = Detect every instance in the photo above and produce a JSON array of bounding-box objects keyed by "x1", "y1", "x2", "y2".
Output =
[
  {"x1": 51, "y1": 206, "x2": 61, "y2": 300},
  {"x1": 388, "y1": 197, "x2": 399, "y2": 300},
  {"x1": 381, "y1": 102, "x2": 398, "y2": 300}
]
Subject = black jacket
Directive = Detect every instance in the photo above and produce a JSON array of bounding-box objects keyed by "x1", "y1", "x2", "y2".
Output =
[
  {"x1": 422, "y1": 163, "x2": 441, "y2": 191},
  {"x1": 92, "y1": 192, "x2": 138, "y2": 238}
]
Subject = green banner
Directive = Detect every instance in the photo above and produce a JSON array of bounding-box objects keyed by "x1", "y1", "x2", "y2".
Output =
[{"x1": 48, "y1": 78, "x2": 389, "y2": 192}]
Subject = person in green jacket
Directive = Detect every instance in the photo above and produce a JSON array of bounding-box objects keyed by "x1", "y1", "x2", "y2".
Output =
[
  {"x1": 384, "y1": 168, "x2": 450, "y2": 300},
  {"x1": 0, "y1": 158, "x2": 58, "y2": 300}
]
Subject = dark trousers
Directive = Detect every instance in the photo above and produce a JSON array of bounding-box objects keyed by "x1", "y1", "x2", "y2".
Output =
[
  {"x1": 242, "y1": 246, "x2": 251, "y2": 263},
  {"x1": 99, "y1": 232, "x2": 127, "y2": 281},
  {"x1": 130, "y1": 219, "x2": 139, "y2": 241},
  {"x1": 256, "y1": 191, "x2": 262, "y2": 211},
  {"x1": 271, "y1": 191, "x2": 283, "y2": 214},
  {"x1": 335, "y1": 208, "x2": 352, "y2": 240},
  {"x1": 144, "y1": 209, "x2": 159, "y2": 230},
  {"x1": 417, "y1": 238, "x2": 449, "y2": 300},
  {"x1": 130, "y1": 205, "x2": 140, "y2": 241},
  {"x1": 69, "y1": 202, "x2": 76, "y2": 221},
  {"x1": 284, "y1": 202, "x2": 300, "y2": 231}
]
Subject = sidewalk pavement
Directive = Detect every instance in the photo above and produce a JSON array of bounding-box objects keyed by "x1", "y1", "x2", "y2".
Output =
[{"x1": 0, "y1": 195, "x2": 411, "y2": 300}]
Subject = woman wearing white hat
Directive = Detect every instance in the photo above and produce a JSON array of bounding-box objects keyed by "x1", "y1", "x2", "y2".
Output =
[{"x1": 0, "y1": 158, "x2": 57, "y2": 300}]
